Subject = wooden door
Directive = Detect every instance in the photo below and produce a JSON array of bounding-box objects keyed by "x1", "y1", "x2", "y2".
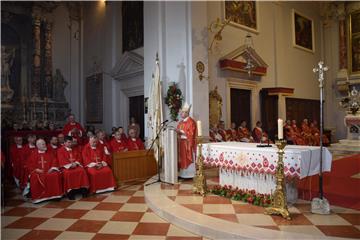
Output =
[
  {"x1": 129, "y1": 95, "x2": 144, "y2": 140},
  {"x1": 286, "y1": 98, "x2": 320, "y2": 124},
  {"x1": 230, "y1": 89, "x2": 251, "y2": 129},
  {"x1": 260, "y1": 90, "x2": 278, "y2": 140}
]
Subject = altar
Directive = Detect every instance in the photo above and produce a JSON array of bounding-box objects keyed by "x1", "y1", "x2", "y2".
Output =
[{"x1": 202, "y1": 142, "x2": 332, "y2": 202}]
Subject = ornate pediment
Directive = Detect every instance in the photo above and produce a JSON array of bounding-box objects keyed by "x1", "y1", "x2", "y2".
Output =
[
  {"x1": 219, "y1": 45, "x2": 268, "y2": 76},
  {"x1": 110, "y1": 51, "x2": 144, "y2": 81}
]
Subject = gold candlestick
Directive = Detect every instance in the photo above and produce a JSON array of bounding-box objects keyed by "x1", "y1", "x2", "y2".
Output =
[
  {"x1": 193, "y1": 136, "x2": 207, "y2": 196},
  {"x1": 264, "y1": 139, "x2": 291, "y2": 220}
]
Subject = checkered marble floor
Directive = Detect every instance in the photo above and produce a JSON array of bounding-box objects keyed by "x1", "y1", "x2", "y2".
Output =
[
  {"x1": 2, "y1": 175, "x2": 360, "y2": 239},
  {"x1": 158, "y1": 177, "x2": 360, "y2": 239},
  {"x1": 2, "y1": 181, "x2": 207, "y2": 240}
]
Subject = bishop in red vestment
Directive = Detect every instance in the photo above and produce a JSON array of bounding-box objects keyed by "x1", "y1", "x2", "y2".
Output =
[
  {"x1": 176, "y1": 103, "x2": 196, "y2": 178},
  {"x1": 24, "y1": 139, "x2": 63, "y2": 203},
  {"x1": 127, "y1": 128, "x2": 145, "y2": 151},
  {"x1": 82, "y1": 136, "x2": 116, "y2": 194},
  {"x1": 58, "y1": 136, "x2": 89, "y2": 199},
  {"x1": 110, "y1": 130, "x2": 128, "y2": 152}
]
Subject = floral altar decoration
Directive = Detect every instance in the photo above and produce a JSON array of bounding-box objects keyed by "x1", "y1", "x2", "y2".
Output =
[
  {"x1": 165, "y1": 83, "x2": 183, "y2": 121},
  {"x1": 211, "y1": 185, "x2": 272, "y2": 207}
]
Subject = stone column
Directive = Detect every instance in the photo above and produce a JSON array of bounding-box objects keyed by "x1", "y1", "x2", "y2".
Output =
[
  {"x1": 44, "y1": 20, "x2": 53, "y2": 99},
  {"x1": 32, "y1": 13, "x2": 41, "y2": 99}
]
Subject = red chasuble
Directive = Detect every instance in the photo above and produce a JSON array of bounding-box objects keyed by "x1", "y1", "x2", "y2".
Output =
[
  {"x1": 9, "y1": 144, "x2": 24, "y2": 185},
  {"x1": 20, "y1": 144, "x2": 37, "y2": 189},
  {"x1": 62, "y1": 122, "x2": 85, "y2": 136},
  {"x1": 57, "y1": 146, "x2": 89, "y2": 193},
  {"x1": 82, "y1": 143, "x2": 116, "y2": 194},
  {"x1": 127, "y1": 138, "x2": 145, "y2": 151},
  {"x1": 98, "y1": 139, "x2": 112, "y2": 164},
  {"x1": 177, "y1": 116, "x2": 197, "y2": 169},
  {"x1": 47, "y1": 144, "x2": 59, "y2": 158},
  {"x1": 27, "y1": 150, "x2": 63, "y2": 203},
  {"x1": 110, "y1": 138, "x2": 128, "y2": 152}
]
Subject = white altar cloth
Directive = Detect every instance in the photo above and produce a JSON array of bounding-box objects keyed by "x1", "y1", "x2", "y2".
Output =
[{"x1": 202, "y1": 142, "x2": 332, "y2": 202}]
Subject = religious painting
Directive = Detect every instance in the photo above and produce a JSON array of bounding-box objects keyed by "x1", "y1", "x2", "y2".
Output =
[
  {"x1": 349, "y1": 10, "x2": 360, "y2": 75},
  {"x1": 292, "y1": 9, "x2": 315, "y2": 53},
  {"x1": 85, "y1": 73, "x2": 103, "y2": 124},
  {"x1": 224, "y1": 1, "x2": 258, "y2": 33},
  {"x1": 122, "y1": 1, "x2": 144, "y2": 52}
]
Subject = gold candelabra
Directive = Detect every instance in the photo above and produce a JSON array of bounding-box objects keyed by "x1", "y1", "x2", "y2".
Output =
[
  {"x1": 264, "y1": 139, "x2": 291, "y2": 220},
  {"x1": 193, "y1": 136, "x2": 207, "y2": 196}
]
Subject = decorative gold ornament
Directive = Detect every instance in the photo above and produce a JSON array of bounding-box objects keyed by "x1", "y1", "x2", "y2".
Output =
[
  {"x1": 208, "y1": 18, "x2": 231, "y2": 53},
  {"x1": 196, "y1": 61, "x2": 208, "y2": 81},
  {"x1": 193, "y1": 138, "x2": 207, "y2": 196},
  {"x1": 264, "y1": 139, "x2": 291, "y2": 220}
]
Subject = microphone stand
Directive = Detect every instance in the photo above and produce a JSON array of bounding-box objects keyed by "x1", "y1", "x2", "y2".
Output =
[{"x1": 145, "y1": 121, "x2": 174, "y2": 186}]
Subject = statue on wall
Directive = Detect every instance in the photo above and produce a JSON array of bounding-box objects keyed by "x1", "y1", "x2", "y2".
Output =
[
  {"x1": 53, "y1": 69, "x2": 67, "y2": 102},
  {"x1": 209, "y1": 86, "x2": 223, "y2": 128},
  {"x1": 1, "y1": 45, "x2": 16, "y2": 103}
]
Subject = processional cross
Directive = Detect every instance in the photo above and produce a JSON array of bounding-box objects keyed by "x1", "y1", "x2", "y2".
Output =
[{"x1": 313, "y1": 61, "x2": 328, "y2": 88}]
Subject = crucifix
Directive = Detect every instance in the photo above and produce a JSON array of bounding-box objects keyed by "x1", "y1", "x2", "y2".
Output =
[{"x1": 311, "y1": 61, "x2": 330, "y2": 214}]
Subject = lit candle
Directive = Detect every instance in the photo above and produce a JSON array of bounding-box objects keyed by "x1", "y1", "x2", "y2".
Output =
[
  {"x1": 197, "y1": 120, "x2": 202, "y2": 137},
  {"x1": 278, "y1": 118, "x2": 283, "y2": 140}
]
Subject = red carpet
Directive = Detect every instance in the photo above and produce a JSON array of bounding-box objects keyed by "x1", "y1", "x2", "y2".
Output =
[{"x1": 298, "y1": 154, "x2": 360, "y2": 210}]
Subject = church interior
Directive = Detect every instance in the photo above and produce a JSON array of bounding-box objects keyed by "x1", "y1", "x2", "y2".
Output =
[{"x1": 1, "y1": 1, "x2": 360, "y2": 239}]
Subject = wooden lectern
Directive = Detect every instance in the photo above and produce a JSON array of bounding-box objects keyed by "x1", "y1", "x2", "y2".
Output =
[{"x1": 112, "y1": 150, "x2": 157, "y2": 185}]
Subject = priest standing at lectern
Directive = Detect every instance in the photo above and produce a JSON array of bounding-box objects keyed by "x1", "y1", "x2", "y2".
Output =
[{"x1": 176, "y1": 102, "x2": 197, "y2": 178}]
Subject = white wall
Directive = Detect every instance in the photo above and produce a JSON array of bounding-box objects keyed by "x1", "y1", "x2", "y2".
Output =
[
  {"x1": 52, "y1": 4, "x2": 81, "y2": 121},
  {"x1": 82, "y1": 1, "x2": 122, "y2": 132},
  {"x1": 144, "y1": 1, "x2": 195, "y2": 137},
  {"x1": 207, "y1": 2, "x2": 324, "y2": 128}
]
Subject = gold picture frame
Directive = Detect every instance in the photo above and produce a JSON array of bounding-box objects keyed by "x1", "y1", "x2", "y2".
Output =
[
  {"x1": 348, "y1": 10, "x2": 360, "y2": 76},
  {"x1": 292, "y1": 9, "x2": 315, "y2": 53},
  {"x1": 223, "y1": 1, "x2": 259, "y2": 34}
]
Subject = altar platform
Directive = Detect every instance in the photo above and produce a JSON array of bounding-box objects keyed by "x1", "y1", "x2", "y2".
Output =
[{"x1": 145, "y1": 174, "x2": 359, "y2": 239}]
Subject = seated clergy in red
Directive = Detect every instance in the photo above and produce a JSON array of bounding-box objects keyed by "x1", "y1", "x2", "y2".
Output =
[
  {"x1": 252, "y1": 121, "x2": 269, "y2": 143},
  {"x1": 82, "y1": 136, "x2": 116, "y2": 194},
  {"x1": 63, "y1": 114, "x2": 85, "y2": 137},
  {"x1": 127, "y1": 128, "x2": 145, "y2": 151},
  {"x1": 47, "y1": 136, "x2": 59, "y2": 157},
  {"x1": 20, "y1": 134, "x2": 37, "y2": 189},
  {"x1": 110, "y1": 130, "x2": 128, "y2": 153},
  {"x1": 24, "y1": 139, "x2": 63, "y2": 203},
  {"x1": 10, "y1": 136, "x2": 24, "y2": 187},
  {"x1": 58, "y1": 136, "x2": 89, "y2": 200},
  {"x1": 97, "y1": 130, "x2": 112, "y2": 163}
]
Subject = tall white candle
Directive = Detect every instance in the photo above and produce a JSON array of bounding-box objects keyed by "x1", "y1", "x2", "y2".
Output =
[
  {"x1": 278, "y1": 118, "x2": 284, "y2": 139},
  {"x1": 197, "y1": 120, "x2": 202, "y2": 137}
]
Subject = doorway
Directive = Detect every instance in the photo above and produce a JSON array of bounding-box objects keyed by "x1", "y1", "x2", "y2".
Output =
[
  {"x1": 230, "y1": 88, "x2": 251, "y2": 129},
  {"x1": 129, "y1": 95, "x2": 144, "y2": 140}
]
